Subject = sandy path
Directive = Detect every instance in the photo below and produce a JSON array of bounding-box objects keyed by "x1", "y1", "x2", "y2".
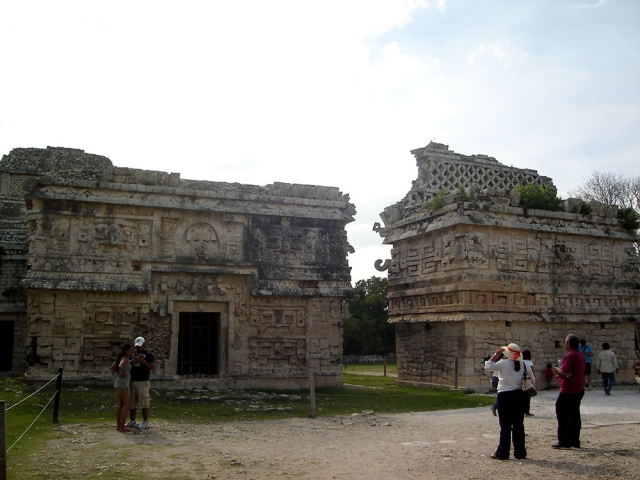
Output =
[{"x1": 41, "y1": 386, "x2": 640, "y2": 479}]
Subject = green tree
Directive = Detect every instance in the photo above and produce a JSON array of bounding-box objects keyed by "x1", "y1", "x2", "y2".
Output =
[{"x1": 343, "y1": 276, "x2": 394, "y2": 355}]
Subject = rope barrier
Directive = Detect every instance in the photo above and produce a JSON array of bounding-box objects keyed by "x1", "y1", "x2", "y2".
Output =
[
  {"x1": 2, "y1": 369, "x2": 63, "y2": 464},
  {"x1": 313, "y1": 393, "x2": 463, "y2": 397},
  {"x1": 6, "y1": 389, "x2": 57, "y2": 452},
  {"x1": 6, "y1": 373, "x2": 60, "y2": 411}
]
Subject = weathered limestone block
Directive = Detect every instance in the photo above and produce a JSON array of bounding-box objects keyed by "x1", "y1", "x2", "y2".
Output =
[{"x1": 37, "y1": 336, "x2": 54, "y2": 347}]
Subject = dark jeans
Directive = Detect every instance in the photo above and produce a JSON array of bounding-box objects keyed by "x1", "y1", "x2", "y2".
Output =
[
  {"x1": 495, "y1": 389, "x2": 529, "y2": 459},
  {"x1": 601, "y1": 372, "x2": 615, "y2": 393},
  {"x1": 555, "y1": 391, "x2": 584, "y2": 447}
]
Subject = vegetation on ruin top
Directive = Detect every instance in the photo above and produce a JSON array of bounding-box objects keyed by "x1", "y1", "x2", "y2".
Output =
[
  {"x1": 516, "y1": 183, "x2": 564, "y2": 211},
  {"x1": 618, "y1": 207, "x2": 640, "y2": 231}
]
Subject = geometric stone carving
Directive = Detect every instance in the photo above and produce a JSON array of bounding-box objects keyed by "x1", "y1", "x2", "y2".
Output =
[
  {"x1": 0, "y1": 146, "x2": 356, "y2": 388},
  {"x1": 378, "y1": 143, "x2": 639, "y2": 390}
]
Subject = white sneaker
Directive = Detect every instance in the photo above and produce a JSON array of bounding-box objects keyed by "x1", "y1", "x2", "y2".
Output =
[
  {"x1": 138, "y1": 421, "x2": 149, "y2": 430},
  {"x1": 125, "y1": 420, "x2": 137, "y2": 428}
]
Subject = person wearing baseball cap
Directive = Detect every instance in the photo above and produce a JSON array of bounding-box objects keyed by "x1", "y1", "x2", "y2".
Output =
[{"x1": 126, "y1": 336, "x2": 155, "y2": 430}]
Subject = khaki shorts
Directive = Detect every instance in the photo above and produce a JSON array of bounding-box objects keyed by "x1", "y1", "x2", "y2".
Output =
[
  {"x1": 116, "y1": 387, "x2": 131, "y2": 398},
  {"x1": 130, "y1": 381, "x2": 151, "y2": 409}
]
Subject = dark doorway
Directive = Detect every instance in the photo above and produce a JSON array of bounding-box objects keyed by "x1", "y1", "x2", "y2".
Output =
[
  {"x1": 177, "y1": 312, "x2": 220, "y2": 375},
  {"x1": 0, "y1": 321, "x2": 15, "y2": 371}
]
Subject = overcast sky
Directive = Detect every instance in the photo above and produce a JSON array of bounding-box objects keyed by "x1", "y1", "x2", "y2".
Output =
[{"x1": 1, "y1": 0, "x2": 638, "y2": 283}]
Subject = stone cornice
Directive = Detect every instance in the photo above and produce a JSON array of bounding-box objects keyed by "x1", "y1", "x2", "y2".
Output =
[
  {"x1": 383, "y1": 201, "x2": 635, "y2": 244},
  {"x1": 26, "y1": 182, "x2": 355, "y2": 222}
]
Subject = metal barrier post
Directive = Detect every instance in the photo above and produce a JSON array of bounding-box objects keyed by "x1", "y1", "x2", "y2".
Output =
[
  {"x1": 1, "y1": 400, "x2": 7, "y2": 480},
  {"x1": 309, "y1": 372, "x2": 316, "y2": 418},
  {"x1": 454, "y1": 357, "x2": 459, "y2": 389},
  {"x1": 53, "y1": 367, "x2": 63, "y2": 422}
]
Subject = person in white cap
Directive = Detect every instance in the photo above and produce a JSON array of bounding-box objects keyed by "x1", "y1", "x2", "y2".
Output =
[
  {"x1": 484, "y1": 342, "x2": 535, "y2": 460},
  {"x1": 126, "y1": 336, "x2": 155, "y2": 430}
]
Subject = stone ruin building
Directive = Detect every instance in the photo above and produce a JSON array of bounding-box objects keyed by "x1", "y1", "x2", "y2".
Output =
[
  {"x1": 375, "y1": 142, "x2": 639, "y2": 390},
  {"x1": 0, "y1": 147, "x2": 355, "y2": 389}
]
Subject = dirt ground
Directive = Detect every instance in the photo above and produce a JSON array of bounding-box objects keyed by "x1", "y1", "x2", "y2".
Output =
[{"x1": 37, "y1": 386, "x2": 640, "y2": 479}]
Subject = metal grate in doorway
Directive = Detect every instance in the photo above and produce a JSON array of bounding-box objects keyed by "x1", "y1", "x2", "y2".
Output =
[{"x1": 177, "y1": 311, "x2": 219, "y2": 375}]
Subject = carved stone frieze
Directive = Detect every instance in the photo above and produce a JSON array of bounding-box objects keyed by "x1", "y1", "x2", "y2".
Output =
[
  {"x1": 379, "y1": 143, "x2": 639, "y2": 390},
  {"x1": 1, "y1": 146, "x2": 355, "y2": 388}
]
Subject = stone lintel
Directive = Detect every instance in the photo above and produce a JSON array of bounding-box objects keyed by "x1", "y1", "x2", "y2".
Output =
[
  {"x1": 148, "y1": 264, "x2": 257, "y2": 276},
  {"x1": 0, "y1": 304, "x2": 27, "y2": 313}
]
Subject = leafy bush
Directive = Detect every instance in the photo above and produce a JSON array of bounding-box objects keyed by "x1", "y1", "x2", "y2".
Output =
[
  {"x1": 420, "y1": 188, "x2": 448, "y2": 212},
  {"x1": 617, "y1": 207, "x2": 640, "y2": 231},
  {"x1": 455, "y1": 184, "x2": 470, "y2": 202},
  {"x1": 516, "y1": 184, "x2": 564, "y2": 211},
  {"x1": 579, "y1": 202, "x2": 593, "y2": 215}
]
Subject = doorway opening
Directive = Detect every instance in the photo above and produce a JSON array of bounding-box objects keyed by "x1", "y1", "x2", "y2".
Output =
[
  {"x1": 177, "y1": 312, "x2": 220, "y2": 375},
  {"x1": 0, "y1": 321, "x2": 15, "y2": 371}
]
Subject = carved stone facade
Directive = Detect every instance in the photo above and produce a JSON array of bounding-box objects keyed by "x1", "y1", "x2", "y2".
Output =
[
  {"x1": 377, "y1": 142, "x2": 639, "y2": 390},
  {"x1": 380, "y1": 142, "x2": 554, "y2": 225},
  {"x1": 0, "y1": 147, "x2": 355, "y2": 389}
]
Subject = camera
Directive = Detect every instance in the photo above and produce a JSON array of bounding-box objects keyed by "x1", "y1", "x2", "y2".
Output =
[{"x1": 131, "y1": 347, "x2": 144, "y2": 363}]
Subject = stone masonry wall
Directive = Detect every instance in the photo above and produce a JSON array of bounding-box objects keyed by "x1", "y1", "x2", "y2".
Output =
[
  {"x1": 397, "y1": 320, "x2": 636, "y2": 390},
  {"x1": 379, "y1": 144, "x2": 639, "y2": 391},
  {"x1": 395, "y1": 322, "x2": 465, "y2": 387},
  {"x1": 1, "y1": 147, "x2": 112, "y2": 373},
  {"x1": 0, "y1": 147, "x2": 355, "y2": 389}
]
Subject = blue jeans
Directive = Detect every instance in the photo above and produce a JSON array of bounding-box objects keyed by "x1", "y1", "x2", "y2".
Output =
[{"x1": 601, "y1": 372, "x2": 615, "y2": 393}]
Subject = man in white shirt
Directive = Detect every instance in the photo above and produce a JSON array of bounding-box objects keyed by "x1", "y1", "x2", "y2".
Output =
[{"x1": 595, "y1": 342, "x2": 619, "y2": 396}]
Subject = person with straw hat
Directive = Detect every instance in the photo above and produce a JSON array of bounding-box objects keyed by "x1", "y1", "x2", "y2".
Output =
[{"x1": 484, "y1": 342, "x2": 535, "y2": 460}]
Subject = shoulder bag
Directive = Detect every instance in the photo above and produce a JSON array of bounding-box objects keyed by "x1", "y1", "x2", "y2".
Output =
[{"x1": 522, "y1": 364, "x2": 537, "y2": 397}]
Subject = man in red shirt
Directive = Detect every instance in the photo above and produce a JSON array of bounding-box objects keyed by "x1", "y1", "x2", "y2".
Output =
[{"x1": 552, "y1": 334, "x2": 586, "y2": 449}]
